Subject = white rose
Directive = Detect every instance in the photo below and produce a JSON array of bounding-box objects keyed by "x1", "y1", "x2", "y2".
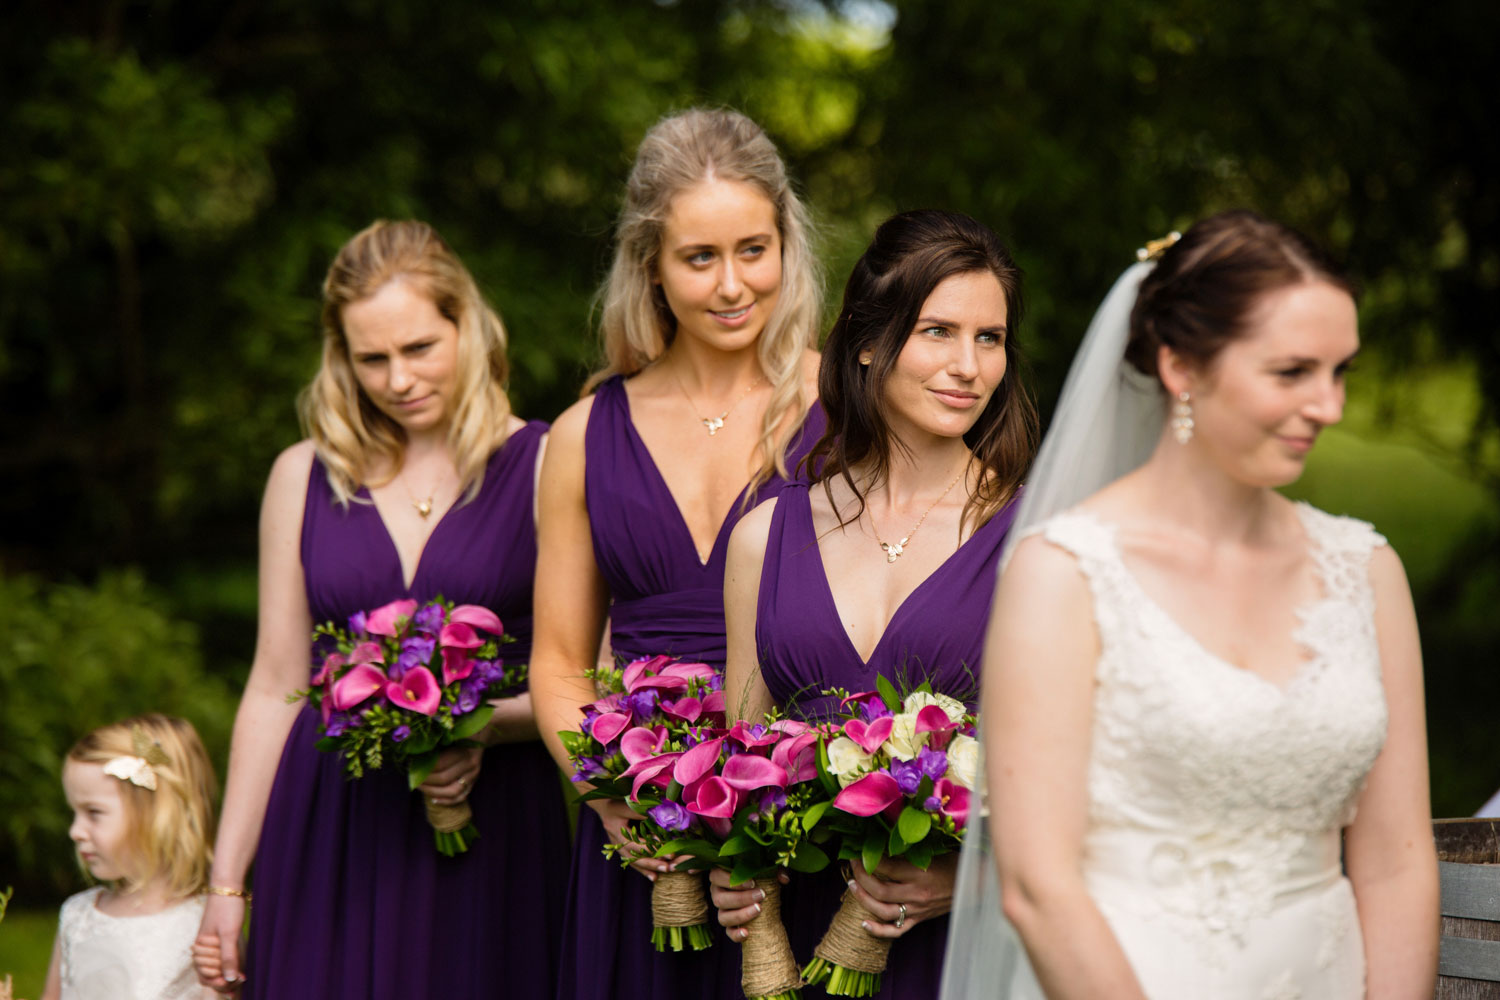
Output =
[
  {"x1": 826, "y1": 736, "x2": 875, "y2": 788},
  {"x1": 904, "y1": 690, "x2": 967, "y2": 725},
  {"x1": 946, "y1": 733, "x2": 980, "y2": 790},
  {"x1": 882, "y1": 712, "x2": 920, "y2": 761}
]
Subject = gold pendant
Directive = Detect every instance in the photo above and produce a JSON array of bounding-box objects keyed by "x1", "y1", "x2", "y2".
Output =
[
  {"x1": 880, "y1": 540, "x2": 905, "y2": 563},
  {"x1": 702, "y1": 416, "x2": 725, "y2": 436},
  {"x1": 413, "y1": 498, "x2": 434, "y2": 519}
]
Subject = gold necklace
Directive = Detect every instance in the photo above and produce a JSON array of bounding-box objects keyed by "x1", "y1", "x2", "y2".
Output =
[
  {"x1": 868, "y1": 466, "x2": 967, "y2": 563},
  {"x1": 399, "y1": 469, "x2": 444, "y2": 520},
  {"x1": 670, "y1": 368, "x2": 766, "y2": 437}
]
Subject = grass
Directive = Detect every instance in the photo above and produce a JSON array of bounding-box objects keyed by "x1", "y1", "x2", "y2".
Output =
[{"x1": 0, "y1": 908, "x2": 55, "y2": 999}]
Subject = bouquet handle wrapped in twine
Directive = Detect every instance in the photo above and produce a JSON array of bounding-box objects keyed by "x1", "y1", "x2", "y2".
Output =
[
  {"x1": 651, "y1": 869, "x2": 714, "y2": 952},
  {"x1": 425, "y1": 799, "x2": 477, "y2": 856},
  {"x1": 740, "y1": 876, "x2": 803, "y2": 1000},
  {"x1": 802, "y1": 888, "x2": 890, "y2": 996}
]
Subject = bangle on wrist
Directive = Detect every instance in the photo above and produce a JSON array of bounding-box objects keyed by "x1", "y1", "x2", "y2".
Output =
[{"x1": 208, "y1": 885, "x2": 252, "y2": 903}]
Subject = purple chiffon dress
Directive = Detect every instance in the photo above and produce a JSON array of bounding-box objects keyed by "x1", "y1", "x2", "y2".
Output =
[
  {"x1": 557, "y1": 375, "x2": 824, "y2": 1000},
  {"x1": 756, "y1": 482, "x2": 1018, "y2": 999},
  {"x1": 246, "y1": 422, "x2": 569, "y2": 1000}
]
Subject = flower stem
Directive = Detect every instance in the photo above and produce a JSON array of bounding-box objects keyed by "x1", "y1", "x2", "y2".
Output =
[
  {"x1": 650, "y1": 923, "x2": 714, "y2": 952},
  {"x1": 801, "y1": 957, "x2": 881, "y2": 997}
]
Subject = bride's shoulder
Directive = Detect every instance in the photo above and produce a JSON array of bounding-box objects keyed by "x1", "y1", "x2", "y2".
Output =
[{"x1": 1290, "y1": 499, "x2": 1389, "y2": 556}]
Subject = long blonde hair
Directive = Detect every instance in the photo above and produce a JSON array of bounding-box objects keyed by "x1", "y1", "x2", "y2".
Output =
[
  {"x1": 67, "y1": 714, "x2": 217, "y2": 898},
  {"x1": 585, "y1": 108, "x2": 821, "y2": 492},
  {"x1": 299, "y1": 219, "x2": 513, "y2": 506}
]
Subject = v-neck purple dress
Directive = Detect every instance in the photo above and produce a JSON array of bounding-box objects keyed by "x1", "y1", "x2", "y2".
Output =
[
  {"x1": 246, "y1": 422, "x2": 569, "y2": 1000},
  {"x1": 757, "y1": 482, "x2": 1018, "y2": 999},
  {"x1": 557, "y1": 375, "x2": 825, "y2": 1000}
]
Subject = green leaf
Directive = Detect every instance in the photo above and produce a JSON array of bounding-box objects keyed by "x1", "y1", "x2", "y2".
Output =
[
  {"x1": 898, "y1": 806, "x2": 932, "y2": 845},
  {"x1": 656, "y1": 839, "x2": 721, "y2": 863},
  {"x1": 905, "y1": 841, "x2": 934, "y2": 871},
  {"x1": 875, "y1": 673, "x2": 901, "y2": 712},
  {"x1": 887, "y1": 824, "x2": 907, "y2": 857},
  {"x1": 315, "y1": 737, "x2": 339, "y2": 752},
  {"x1": 406, "y1": 751, "x2": 438, "y2": 790},
  {"x1": 815, "y1": 738, "x2": 841, "y2": 797},
  {"x1": 788, "y1": 842, "x2": 830, "y2": 873},
  {"x1": 449, "y1": 704, "x2": 495, "y2": 741},
  {"x1": 404, "y1": 729, "x2": 439, "y2": 755},
  {"x1": 730, "y1": 860, "x2": 759, "y2": 886},
  {"x1": 719, "y1": 834, "x2": 755, "y2": 857},
  {"x1": 861, "y1": 827, "x2": 885, "y2": 875},
  {"x1": 802, "y1": 800, "x2": 831, "y2": 831}
]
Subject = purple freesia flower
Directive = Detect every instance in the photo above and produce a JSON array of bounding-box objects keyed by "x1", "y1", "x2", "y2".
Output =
[
  {"x1": 347, "y1": 610, "x2": 368, "y2": 635},
  {"x1": 326, "y1": 712, "x2": 352, "y2": 738},
  {"x1": 924, "y1": 794, "x2": 943, "y2": 813},
  {"x1": 860, "y1": 700, "x2": 894, "y2": 723},
  {"x1": 454, "y1": 685, "x2": 482, "y2": 714},
  {"x1": 402, "y1": 634, "x2": 436, "y2": 662},
  {"x1": 649, "y1": 800, "x2": 693, "y2": 832},
  {"x1": 391, "y1": 725, "x2": 411, "y2": 743},
  {"x1": 571, "y1": 756, "x2": 608, "y2": 782},
  {"x1": 890, "y1": 758, "x2": 925, "y2": 795},
  {"x1": 756, "y1": 787, "x2": 787, "y2": 816},
  {"x1": 579, "y1": 709, "x2": 598, "y2": 737},
  {"x1": 916, "y1": 745, "x2": 949, "y2": 782},
  {"x1": 621, "y1": 689, "x2": 660, "y2": 720},
  {"x1": 413, "y1": 603, "x2": 445, "y2": 634}
]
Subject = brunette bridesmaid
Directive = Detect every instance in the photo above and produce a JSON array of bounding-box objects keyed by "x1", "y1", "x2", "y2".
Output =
[
  {"x1": 713, "y1": 211, "x2": 1039, "y2": 997},
  {"x1": 194, "y1": 221, "x2": 568, "y2": 998},
  {"x1": 529, "y1": 108, "x2": 825, "y2": 999}
]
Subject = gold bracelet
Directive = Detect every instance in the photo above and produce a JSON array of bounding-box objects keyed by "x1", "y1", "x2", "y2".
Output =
[{"x1": 207, "y1": 885, "x2": 252, "y2": 903}]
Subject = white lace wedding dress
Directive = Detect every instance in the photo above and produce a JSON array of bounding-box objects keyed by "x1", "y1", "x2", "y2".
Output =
[{"x1": 1032, "y1": 501, "x2": 1389, "y2": 999}]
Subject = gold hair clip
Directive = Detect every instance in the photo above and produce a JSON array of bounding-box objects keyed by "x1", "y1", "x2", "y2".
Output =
[
  {"x1": 103, "y1": 755, "x2": 158, "y2": 791},
  {"x1": 1136, "y1": 231, "x2": 1182, "y2": 262},
  {"x1": 132, "y1": 726, "x2": 170, "y2": 768}
]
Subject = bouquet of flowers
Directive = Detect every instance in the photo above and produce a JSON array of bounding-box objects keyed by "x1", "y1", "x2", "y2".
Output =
[
  {"x1": 296, "y1": 597, "x2": 525, "y2": 856},
  {"x1": 559, "y1": 654, "x2": 728, "y2": 951},
  {"x1": 802, "y1": 676, "x2": 978, "y2": 996},
  {"x1": 620, "y1": 717, "x2": 836, "y2": 1000}
]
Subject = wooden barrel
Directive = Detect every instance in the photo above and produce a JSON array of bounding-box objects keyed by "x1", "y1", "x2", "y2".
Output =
[{"x1": 1435, "y1": 818, "x2": 1500, "y2": 998}]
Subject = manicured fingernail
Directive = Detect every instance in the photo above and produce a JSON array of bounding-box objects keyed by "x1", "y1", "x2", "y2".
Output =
[
  {"x1": 861, "y1": 921, "x2": 871, "y2": 930},
  {"x1": 848, "y1": 879, "x2": 857, "y2": 890},
  {"x1": 754, "y1": 889, "x2": 765, "y2": 902},
  {"x1": 753, "y1": 903, "x2": 762, "y2": 915}
]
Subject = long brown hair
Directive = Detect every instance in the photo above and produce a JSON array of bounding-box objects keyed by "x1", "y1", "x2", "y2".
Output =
[{"x1": 807, "y1": 210, "x2": 1039, "y2": 533}]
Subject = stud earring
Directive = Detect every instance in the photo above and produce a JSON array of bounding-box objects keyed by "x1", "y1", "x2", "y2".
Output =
[
  {"x1": 1171, "y1": 391, "x2": 1194, "y2": 444},
  {"x1": 858, "y1": 355, "x2": 872, "y2": 367}
]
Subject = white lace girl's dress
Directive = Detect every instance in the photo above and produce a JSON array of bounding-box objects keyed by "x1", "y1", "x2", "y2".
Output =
[
  {"x1": 1040, "y1": 502, "x2": 1389, "y2": 1000},
  {"x1": 56, "y1": 887, "x2": 213, "y2": 1000}
]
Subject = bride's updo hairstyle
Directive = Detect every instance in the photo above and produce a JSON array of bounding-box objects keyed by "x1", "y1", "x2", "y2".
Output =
[
  {"x1": 1126, "y1": 209, "x2": 1355, "y2": 384},
  {"x1": 300, "y1": 219, "x2": 514, "y2": 506},
  {"x1": 808, "y1": 210, "x2": 1039, "y2": 532},
  {"x1": 586, "y1": 107, "x2": 821, "y2": 494}
]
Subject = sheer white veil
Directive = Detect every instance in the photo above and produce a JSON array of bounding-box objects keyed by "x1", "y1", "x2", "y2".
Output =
[{"x1": 938, "y1": 260, "x2": 1165, "y2": 998}]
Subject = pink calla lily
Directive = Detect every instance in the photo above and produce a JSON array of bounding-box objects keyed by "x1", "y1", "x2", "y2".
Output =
[
  {"x1": 625, "y1": 674, "x2": 690, "y2": 693},
  {"x1": 590, "y1": 711, "x2": 632, "y2": 746},
  {"x1": 620, "y1": 727, "x2": 669, "y2": 765},
  {"x1": 331, "y1": 663, "x2": 388, "y2": 710},
  {"x1": 686, "y1": 776, "x2": 741, "y2": 819},
  {"x1": 624, "y1": 754, "x2": 683, "y2": 800},
  {"x1": 311, "y1": 652, "x2": 346, "y2": 686},
  {"x1": 935, "y1": 778, "x2": 971, "y2": 829},
  {"x1": 914, "y1": 705, "x2": 958, "y2": 735},
  {"x1": 672, "y1": 738, "x2": 726, "y2": 787},
  {"x1": 621, "y1": 655, "x2": 675, "y2": 692},
  {"x1": 386, "y1": 665, "x2": 441, "y2": 717},
  {"x1": 839, "y1": 690, "x2": 882, "y2": 710},
  {"x1": 842, "y1": 716, "x2": 894, "y2": 755},
  {"x1": 439, "y1": 622, "x2": 483, "y2": 650},
  {"x1": 365, "y1": 599, "x2": 418, "y2": 637},
  {"x1": 722, "y1": 753, "x2": 789, "y2": 791},
  {"x1": 441, "y1": 647, "x2": 474, "y2": 686},
  {"x1": 769, "y1": 719, "x2": 811, "y2": 736},
  {"x1": 589, "y1": 693, "x2": 625, "y2": 714},
  {"x1": 446, "y1": 604, "x2": 503, "y2": 635},
  {"x1": 320, "y1": 693, "x2": 334, "y2": 726},
  {"x1": 700, "y1": 691, "x2": 727, "y2": 716},
  {"x1": 348, "y1": 641, "x2": 384, "y2": 665},
  {"x1": 727, "y1": 721, "x2": 779, "y2": 751},
  {"x1": 660, "y1": 697, "x2": 703, "y2": 723},
  {"x1": 833, "y1": 771, "x2": 904, "y2": 817},
  {"x1": 660, "y1": 661, "x2": 717, "y2": 683},
  {"x1": 771, "y1": 732, "x2": 819, "y2": 783}
]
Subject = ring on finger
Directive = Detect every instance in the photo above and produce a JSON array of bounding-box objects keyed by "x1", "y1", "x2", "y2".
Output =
[
  {"x1": 458, "y1": 776, "x2": 466, "y2": 787},
  {"x1": 895, "y1": 903, "x2": 907, "y2": 929}
]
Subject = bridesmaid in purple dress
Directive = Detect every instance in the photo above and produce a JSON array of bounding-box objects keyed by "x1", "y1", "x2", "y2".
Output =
[
  {"x1": 529, "y1": 108, "x2": 823, "y2": 1000},
  {"x1": 714, "y1": 211, "x2": 1040, "y2": 998},
  {"x1": 194, "y1": 221, "x2": 567, "y2": 998}
]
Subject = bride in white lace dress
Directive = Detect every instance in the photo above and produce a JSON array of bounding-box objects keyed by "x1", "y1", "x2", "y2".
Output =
[{"x1": 978, "y1": 212, "x2": 1438, "y2": 999}]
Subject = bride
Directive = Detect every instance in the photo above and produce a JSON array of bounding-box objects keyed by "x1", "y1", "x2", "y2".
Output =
[{"x1": 948, "y1": 211, "x2": 1438, "y2": 998}]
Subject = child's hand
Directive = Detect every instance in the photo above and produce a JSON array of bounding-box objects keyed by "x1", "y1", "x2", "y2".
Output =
[{"x1": 193, "y1": 895, "x2": 246, "y2": 994}]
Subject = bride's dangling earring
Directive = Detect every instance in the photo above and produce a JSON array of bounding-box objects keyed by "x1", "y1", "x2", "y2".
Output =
[{"x1": 1171, "y1": 391, "x2": 1194, "y2": 444}]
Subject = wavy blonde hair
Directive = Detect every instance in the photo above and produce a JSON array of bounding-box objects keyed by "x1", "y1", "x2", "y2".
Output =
[
  {"x1": 299, "y1": 219, "x2": 513, "y2": 506},
  {"x1": 585, "y1": 108, "x2": 821, "y2": 492},
  {"x1": 68, "y1": 714, "x2": 217, "y2": 899}
]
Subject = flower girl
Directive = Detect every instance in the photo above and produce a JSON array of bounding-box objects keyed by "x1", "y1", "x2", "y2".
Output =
[{"x1": 42, "y1": 714, "x2": 218, "y2": 1000}]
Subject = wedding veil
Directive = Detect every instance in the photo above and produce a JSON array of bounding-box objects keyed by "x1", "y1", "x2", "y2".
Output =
[{"x1": 937, "y1": 260, "x2": 1164, "y2": 998}]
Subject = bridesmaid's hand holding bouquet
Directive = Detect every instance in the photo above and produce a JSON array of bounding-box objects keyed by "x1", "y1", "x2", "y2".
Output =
[{"x1": 295, "y1": 597, "x2": 525, "y2": 855}]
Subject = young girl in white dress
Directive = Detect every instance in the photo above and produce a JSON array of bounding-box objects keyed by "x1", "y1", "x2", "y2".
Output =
[
  {"x1": 42, "y1": 714, "x2": 218, "y2": 1000},
  {"x1": 950, "y1": 211, "x2": 1439, "y2": 999}
]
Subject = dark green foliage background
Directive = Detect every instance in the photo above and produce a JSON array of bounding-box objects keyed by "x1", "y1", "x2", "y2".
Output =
[{"x1": 2, "y1": 0, "x2": 1496, "y2": 908}]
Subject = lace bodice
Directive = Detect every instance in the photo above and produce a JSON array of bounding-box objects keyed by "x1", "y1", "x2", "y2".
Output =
[
  {"x1": 1039, "y1": 503, "x2": 1389, "y2": 956},
  {"x1": 56, "y1": 888, "x2": 212, "y2": 1000}
]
